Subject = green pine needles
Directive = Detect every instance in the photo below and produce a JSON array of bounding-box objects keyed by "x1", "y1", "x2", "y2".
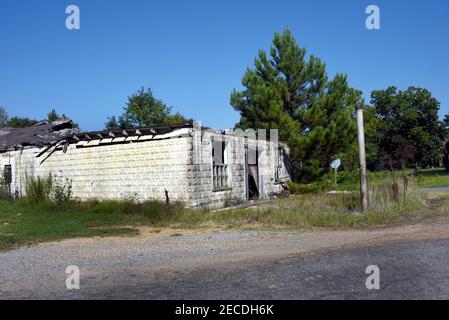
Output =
[{"x1": 231, "y1": 29, "x2": 363, "y2": 183}]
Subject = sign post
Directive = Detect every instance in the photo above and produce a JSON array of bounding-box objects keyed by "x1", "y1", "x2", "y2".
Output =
[{"x1": 330, "y1": 158, "x2": 341, "y2": 190}]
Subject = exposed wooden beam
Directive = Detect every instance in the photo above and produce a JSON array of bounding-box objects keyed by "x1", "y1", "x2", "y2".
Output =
[
  {"x1": 63, "y1": 141, "x2": 69, "y2": 153},
  {"x1": 122, "y1": 130, "x2": 129, "y2": 136},
  {"x1": 135, "y1": 129, "x2": 142, "y2": 136},
  {"x1": 109, "y1": 132, "x2": 116, "y2": 138},
  {"x1": 97, "y1": 133, "x2": 104, "y2": 139},
  {"x1": 39, "y1": 146, "x2": 58, "y2": 165},
  {"x1": 35, "y1": 141, "x2": 59, "y2": 158}
]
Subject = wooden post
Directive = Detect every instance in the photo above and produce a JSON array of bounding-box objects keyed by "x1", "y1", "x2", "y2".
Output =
[{"x1": 356, "y1": 104, "x2": 368, "y2": 212}]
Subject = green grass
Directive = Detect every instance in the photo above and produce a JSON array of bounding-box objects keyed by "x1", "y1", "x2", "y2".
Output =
[
  {"x1": 0, "y1": 199, "x2": 204, "y2": 251},
  {"x1": 209, "y1": 190, "x2": 448, "y2": 230},
  {"x1": 416, "y1": 169, "x2": 449, "y2": 188},
  {"x1": 289, "y1": 168, "x2": 449, "y2": 194},
  {"x1": 1, "y1": 181, "x2": 449, "y2": 251},
  {"x1": 0, "y1": 201, "x2": 138, "y2": 251}
]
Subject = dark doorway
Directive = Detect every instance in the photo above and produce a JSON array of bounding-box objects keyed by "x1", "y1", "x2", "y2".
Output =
[
  {"x1": 3, "y1": 165, "x2": 12, "y2": 198},
  {"x1": 246, "y1": 147, "x2": 259, "y2": 200}
]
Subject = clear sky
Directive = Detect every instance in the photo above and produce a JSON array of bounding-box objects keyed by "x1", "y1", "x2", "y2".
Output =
[{"x1": 0, "y1": 0, "x2": 448, "y2": 131}]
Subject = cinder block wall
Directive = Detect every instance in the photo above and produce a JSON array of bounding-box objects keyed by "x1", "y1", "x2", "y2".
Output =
[
  {"x1": 3, "y1": 137, "x2": 192, "y2": 203},
  {"x1": 189, "y1": 126, "x2": 286, "y2": 209},
  {"x1": 188, "y1": 131, "x2": 247, "y2": 208},
  {"x1": 1, "y1": 125, "x2": 289, "y2": 208}
]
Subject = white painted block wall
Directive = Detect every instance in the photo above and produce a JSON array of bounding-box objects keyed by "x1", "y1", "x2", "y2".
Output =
[
  {"x1": 2, "y1": 137, "x2": 192, "y2": 203},
  {"x1": 0, "y1": 127, "x2": 289, "y2": 208}
]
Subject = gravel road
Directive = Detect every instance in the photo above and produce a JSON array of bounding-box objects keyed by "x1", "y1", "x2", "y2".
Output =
[{"x1": 1, "y1": 219, "x2": 449, "y2": 299}]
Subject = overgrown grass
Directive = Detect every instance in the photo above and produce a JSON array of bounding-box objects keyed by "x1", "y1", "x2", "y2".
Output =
[
  {"x1": 1, "y1": 179, "x2": 448, "y2": 251},
  {"x1": 209, "y1": 185, "x2": 442, "y2": 230},
  {"x1": 24, "y1": 174, "x2": 53, "y2": 204}
]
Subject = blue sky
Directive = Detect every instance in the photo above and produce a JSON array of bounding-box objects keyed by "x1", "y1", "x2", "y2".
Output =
[{"x1": 0, "y1": 0, "x2": 448, "y2": 131}]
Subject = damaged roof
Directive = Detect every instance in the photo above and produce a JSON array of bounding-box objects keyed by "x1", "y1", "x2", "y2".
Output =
[
  {"x1": 0, "y1": 119, "x2": 80, "y2": 152},
  {"x1": 68, "y1": 122, "x2": 194, "y2": 144},
  {"x1": 1, "y1": 119, "x2": 263, "y2": 153},
  {"x1": 0, "y1": 120, "x2": 196, "y2": 152}
]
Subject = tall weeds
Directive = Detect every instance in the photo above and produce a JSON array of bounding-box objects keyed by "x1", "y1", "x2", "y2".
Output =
[
  {"x1": 25, "y1": 174, "x2": 53, "y2": 204},
  {"x1": 24, "y1": 174, "x2": 74, "y2": 204}
]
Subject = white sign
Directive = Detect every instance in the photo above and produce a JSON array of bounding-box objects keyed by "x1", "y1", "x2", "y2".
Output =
[{"x1": 330, "y1": 159, "x2": 341, "y2": 170}]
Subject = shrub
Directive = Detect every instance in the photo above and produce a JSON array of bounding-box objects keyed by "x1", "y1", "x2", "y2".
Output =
[
  {"x1": 0, "y1": 186, "x2": 9, "y2": 200},
  {"x1": 0, "y1": 181, "x2": 9, "y2": 200},
  {"x1": 22, "y1": 173, "x2": 75, "y2": 205},
  {"x1": 25, "y1": 174, "x2": 53, "y2": 204},
  {"x1": 51, "y1": 177, "x2": 73, "y2": 204}
]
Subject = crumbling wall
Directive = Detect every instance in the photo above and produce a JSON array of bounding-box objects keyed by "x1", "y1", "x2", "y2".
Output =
[
  {"x1": 188, "y1": 130, "x2": 247, "y2": 208},
  {"x1": 189, "y1": 126, "x2": 288, "y2": 209},
  {"x1": 2, "y1": 124, "x2": 290, "y2": 208}
]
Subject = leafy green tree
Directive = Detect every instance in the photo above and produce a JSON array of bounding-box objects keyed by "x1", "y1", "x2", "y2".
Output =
[
  {"x1": 230, "y1": 29, "x2": 362, "y2": 182},
  {"x1": 105, "y1": 87, "x2": 188, "y2": 130},
  {"x1": 441, "y1": 114, "x2": 449, "y2": 172},
  {"x1": 444, "y1": 114, "x2": 449, "y2": 129},
  {"x1": 444, "y1": 141, "x2": 449, "y2": 172},
  {"x1": 370, "y1": 86, "x2": 445, "y2": 168}
]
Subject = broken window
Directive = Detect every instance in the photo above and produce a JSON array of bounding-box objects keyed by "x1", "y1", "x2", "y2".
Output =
[
  {"x1": 274, "y1": 146, "x2": 284, "y2": 182},
  {"x1": 212, "y1": 139, "x2": 229, "y2": 190}
]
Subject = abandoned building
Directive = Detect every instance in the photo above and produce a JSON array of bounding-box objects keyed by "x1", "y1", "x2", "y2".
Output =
[{"x1": 0, "y1": 119, "x2": 290, "y2": 208}]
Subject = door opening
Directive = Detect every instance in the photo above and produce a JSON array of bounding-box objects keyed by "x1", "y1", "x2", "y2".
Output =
[
  {"x1": 246, "y1": 146, "x2": 259, "y2": 200},
  {"x1": 3, "y1": 165, "x2": 12, "y2": 198}
]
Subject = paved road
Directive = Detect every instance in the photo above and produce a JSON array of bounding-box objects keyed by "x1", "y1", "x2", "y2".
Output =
[
  {"x1": 134, "y1": 238, "x2": 449, "y2": 300},
  {"x1": 2, "y1": 220, "x2": 449, "y2": 299}
]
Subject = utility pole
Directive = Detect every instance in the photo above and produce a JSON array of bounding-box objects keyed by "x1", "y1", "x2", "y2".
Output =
[{"x1": 356, "y1": 103, "x2": 368, "y2": 212}]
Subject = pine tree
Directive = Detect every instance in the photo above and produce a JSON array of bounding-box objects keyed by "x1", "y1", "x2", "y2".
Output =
[
  {"x1": 231, "y1": 29, "x2": 362, "y2": 182},
  {"x1": 47, "y1": 109, "x2": 59, "y2": 122},
  {"x1": 105, "y1": 116, "x2": 120, "y2": 130}
]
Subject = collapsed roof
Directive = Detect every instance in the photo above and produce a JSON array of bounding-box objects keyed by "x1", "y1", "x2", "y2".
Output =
[
  {"x1": 0, "y1": 119, "x2": 270, "y2": 154},
  {"x1": 67, "y1": 122, "x2": 195, "y2": 146},
  {"x1": 0, "y1": 119, "x2": 80, "y2": 152}
]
